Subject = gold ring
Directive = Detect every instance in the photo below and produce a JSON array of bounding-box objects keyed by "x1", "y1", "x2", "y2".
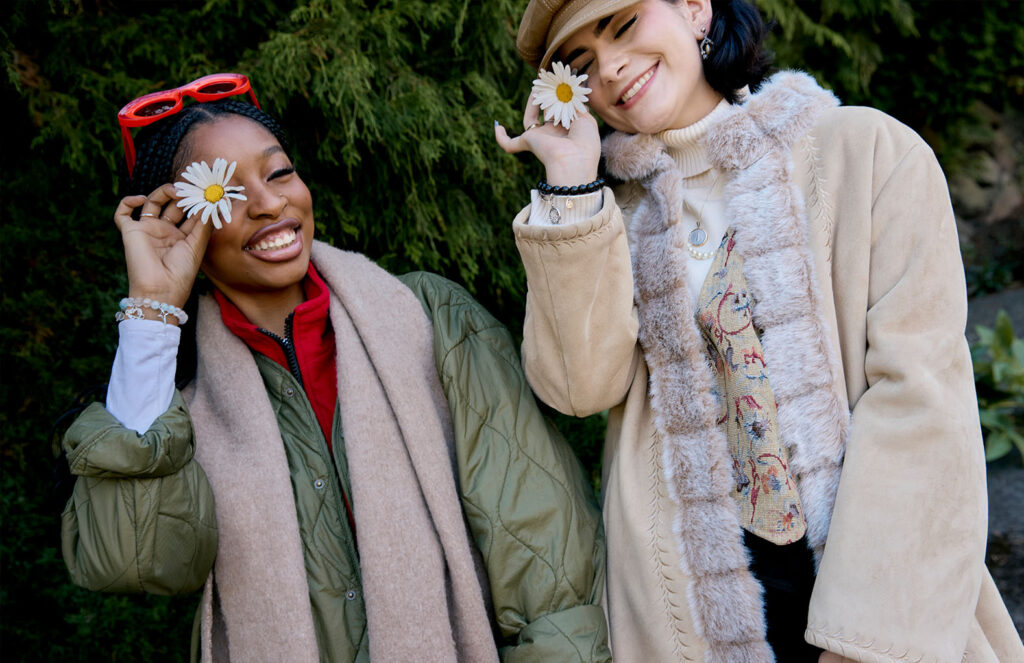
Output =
[
  {"x1": 525, "y1": 122, "x2": 540, "y2": 132},
  {"x1": 140, "y1": 212, "x2": 157, "y2": 218}
]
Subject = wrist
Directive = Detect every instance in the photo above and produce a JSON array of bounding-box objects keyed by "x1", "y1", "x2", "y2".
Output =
[
  {"x1": 537, "y1": 178, "x2": 605, "y2": 196},
  {"x1": 544, "y1": 164, "x2": 599, "y2": 188},
  {"x1": 128, "y1": 289, "x2": 187, "y2": 311},
  {"x1": 117, "y1": 296, "x2": 188, "y2": 326}
]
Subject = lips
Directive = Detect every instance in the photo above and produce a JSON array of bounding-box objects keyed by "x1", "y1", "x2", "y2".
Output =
[
  {"x1": 247, "y1": 227, "x2": 296, "y2": 251},
  {"x1": 617, "y1": 63, "x2": 658, "y2": 106},
  {"x1": 243, "y1": 218, "x2": 303, "y2": 261}
]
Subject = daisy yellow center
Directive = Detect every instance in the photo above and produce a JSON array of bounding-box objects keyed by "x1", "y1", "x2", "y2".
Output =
[
  {"x1": 556, "y1": 83, "x2": 574, "y2": 103},
  {"x1": 204, "y1": 184, "x2": 225, "y2": 203}
]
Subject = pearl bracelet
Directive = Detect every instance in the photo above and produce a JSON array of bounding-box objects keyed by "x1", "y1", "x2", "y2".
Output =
[{"x1": 115, "y1": 297, "x2": 189, "y2": 325}]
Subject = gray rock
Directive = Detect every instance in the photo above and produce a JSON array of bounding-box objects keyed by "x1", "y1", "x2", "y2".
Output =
[
  {"x1": 967, "y1": 287, "x2": 1024, "y2": 345},
  {"x1": 986, "y1": 466, "x2": 1024, "y2": 636}
]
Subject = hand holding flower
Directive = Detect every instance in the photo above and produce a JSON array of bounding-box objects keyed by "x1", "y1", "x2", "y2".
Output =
[
  {"x1": 531, "y1": 62, "x2": 592, "y2": 130},
  {"x1": 113, "y1": 183, "x2": 214, "y2": 319},
  {"x1": 494, "y1": 61, "x2": 601, "y2": 187}
]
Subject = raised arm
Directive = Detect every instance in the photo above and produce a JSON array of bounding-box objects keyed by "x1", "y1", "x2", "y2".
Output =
[
  {"x1": 61, "y1": 185, "x2": 219, "y2": 595},
  {"x1": 513, "y1": 192, "x2": 640, "y2": 415},
  {"x1": 496, "y1": 89, "x2": 639, "y2": 416}
]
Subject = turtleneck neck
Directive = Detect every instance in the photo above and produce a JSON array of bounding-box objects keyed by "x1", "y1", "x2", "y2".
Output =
[{"x1": 656, "y1": 97, "x2": 732, "y2": 181}]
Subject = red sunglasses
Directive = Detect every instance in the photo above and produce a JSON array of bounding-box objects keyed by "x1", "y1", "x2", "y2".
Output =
[{"x1": 117, "y1": 73, "x2": 261, "y2": 178}]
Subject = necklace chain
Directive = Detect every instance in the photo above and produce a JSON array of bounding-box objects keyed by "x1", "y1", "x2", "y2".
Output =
[{"x1": 684, "y1": 171, "x2": 723, "y2": 261}]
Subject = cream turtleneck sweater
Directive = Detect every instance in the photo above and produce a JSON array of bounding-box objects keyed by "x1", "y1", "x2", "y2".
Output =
[{"x1": 527, "y1": 98, "x2": 732, "y2": 302}]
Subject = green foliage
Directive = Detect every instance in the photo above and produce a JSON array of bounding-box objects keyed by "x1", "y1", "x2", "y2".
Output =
[
  {"x1": 2, "y1": 0, "x2": 538, "y2": 658},
  {"x1": 758, "y1": 0, "x2": 1024, "y2": 170},
  {"x1": 972, "y1": 311, "x2": 1024, "y2": 464},
  {"x1": 3, "y1": 0, "x2": 1022, "y2": 658},
  {"x1": 962, "y1": 242, "x2": 1019, "y2": 298}
]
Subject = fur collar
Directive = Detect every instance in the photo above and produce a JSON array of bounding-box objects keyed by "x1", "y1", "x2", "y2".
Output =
[{"x1": 602, "y1": 71, "x2": 847, "y2": 662}]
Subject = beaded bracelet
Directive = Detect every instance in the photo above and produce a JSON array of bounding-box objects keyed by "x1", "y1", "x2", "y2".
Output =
[
  {"x1": 536, "y1": 177, "x2": 605, "y2": 196},
  {"x1": 115, "y1": 297, "x2": 189, "y2": 325}
]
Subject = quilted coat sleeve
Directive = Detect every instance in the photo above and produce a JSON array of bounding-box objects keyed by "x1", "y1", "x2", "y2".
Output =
[
  {"x1": 61, "y1": 391, "x2": 218, "y2": 595},
  {"x1": 512, "y1": 189, "x2": 640, "y2": 417},
  {"x1": 400, "y1": 272, "x2": 612, "y2": 663}
]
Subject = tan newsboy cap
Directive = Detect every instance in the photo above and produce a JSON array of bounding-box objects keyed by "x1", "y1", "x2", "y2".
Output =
[{"x1": 517, "y1": 0, "x2": 640, "y2": 70}]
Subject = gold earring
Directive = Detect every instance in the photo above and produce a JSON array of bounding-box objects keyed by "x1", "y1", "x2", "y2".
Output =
[{"x1": 700, "y1": 27, "x2": 714, "y2": 60}]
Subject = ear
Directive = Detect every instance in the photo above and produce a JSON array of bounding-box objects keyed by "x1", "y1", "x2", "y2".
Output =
[{"x1": 683, "y1": 0, "x2": 714, "y2": 39}]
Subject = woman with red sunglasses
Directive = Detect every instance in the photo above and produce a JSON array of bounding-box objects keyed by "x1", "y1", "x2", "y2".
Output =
[{"x1": 59, "y1": 76, "x2": 612, "y2": 662}]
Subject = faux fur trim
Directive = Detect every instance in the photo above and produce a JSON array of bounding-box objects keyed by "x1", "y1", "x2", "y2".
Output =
[
  {"x1": 602, "y1": 71, "x2": 847, "y2": 660},
  {"x1": 709, "y1": 72, "x2": 847, "y2": 560}
]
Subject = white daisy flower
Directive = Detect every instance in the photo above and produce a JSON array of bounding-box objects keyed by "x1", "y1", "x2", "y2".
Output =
[
  {"x1": 531, "y1": 61, "x2": 591, "y2": 130},
  {"x1": 173, "y1": 158, "x2": 246, "y2": 230}
]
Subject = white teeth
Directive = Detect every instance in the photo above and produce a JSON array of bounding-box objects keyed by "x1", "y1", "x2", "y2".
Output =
[
  {"x1": 620, "y1": 69, "x2": 654, "y2": 103},
  {"x1": 247, "y1": 228, "x2": 297, "y2": 252}
]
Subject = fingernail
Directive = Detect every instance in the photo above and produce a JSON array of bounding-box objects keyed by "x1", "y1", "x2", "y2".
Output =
[{"x1": 494, "y1": 120, "x2": 499, "y2": 127}]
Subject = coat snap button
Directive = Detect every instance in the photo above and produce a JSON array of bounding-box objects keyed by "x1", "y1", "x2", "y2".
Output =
[
  {"x1": 314, "y1": 478, "x2": 325, "y2": 490},
  {"x1": 345, "y1": 590, "x2": 357, "y2": 601},
  {"x1": 285, "y1": 387, "x2": 295, "y2": 397}
]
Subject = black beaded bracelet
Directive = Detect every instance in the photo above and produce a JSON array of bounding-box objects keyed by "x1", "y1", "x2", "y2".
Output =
[{"x1": 537, "y1": 177, "x2": 605, "y2": 196}]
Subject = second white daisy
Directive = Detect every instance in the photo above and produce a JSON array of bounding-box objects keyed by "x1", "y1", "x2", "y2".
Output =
[
  {"x1": 531, "y1": 61, "x2": 591, "y2": 130},
  {"x1": 174, "y1": 157, "x2": 246, "y2": 230}
]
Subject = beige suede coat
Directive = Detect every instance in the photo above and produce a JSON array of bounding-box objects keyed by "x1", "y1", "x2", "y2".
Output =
[{"x1": 513, "y1": 72, "x2": 1022, "y2": 662}]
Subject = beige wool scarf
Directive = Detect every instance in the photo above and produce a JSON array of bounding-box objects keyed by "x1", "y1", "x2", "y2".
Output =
[{"x1": 187, "y1": 242, "x2": 498, "y2": 662}]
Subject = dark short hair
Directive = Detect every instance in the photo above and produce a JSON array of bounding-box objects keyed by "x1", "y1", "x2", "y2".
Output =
[{"x1": 703, "y1": 0, "x2": 773, "y2": 103}]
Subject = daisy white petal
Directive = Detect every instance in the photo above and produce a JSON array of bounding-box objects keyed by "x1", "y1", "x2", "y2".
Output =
[
  {"x1": 217, "y1": 198, "x2": 232, "y2": 225},
  {"x1": 530, "y1": 61, "x2": 591, "y2": 130},
  {"x1": 180, "y1": 164, "x2": 204, "y2": 187},
  {"x1": 172, "y1": 158, "x2": 246, "y2": 229},
  {"x1": 176, "y1": 196, "x2": 204, "y2": 210},
  {"x1": 174, "y1": 185, "x2": 203, "y2": 202}
]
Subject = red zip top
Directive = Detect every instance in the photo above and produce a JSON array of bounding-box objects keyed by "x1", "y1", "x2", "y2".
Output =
[{"x1": 214, "y1": 264, "x2": 338, "y2": 451}]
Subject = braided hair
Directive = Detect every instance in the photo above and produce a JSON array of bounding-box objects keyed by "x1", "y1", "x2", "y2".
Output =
[
  {"x1": 702, "y1": 0, "x2": 773, "y2": 103},
  {"x1": 126, "y1": 99, "x2": 292, "y2": 388},
  {"x1": 126, "y1": 99, "x2": 290, "y2": 196},
  {"x1": 50, "y1": 99, "x2": 295, "y2": 507}
]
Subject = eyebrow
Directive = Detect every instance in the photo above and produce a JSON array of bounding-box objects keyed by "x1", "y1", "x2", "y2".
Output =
[
  {"x1": 565, "y1": 47, "x2": 586, "y2": 64},
  {"x1": 262, "y1": 145, "x2": 284, "y2": 159},
  {"x1": 564, "y1": 14, "x2": 616, "y2": 65}
]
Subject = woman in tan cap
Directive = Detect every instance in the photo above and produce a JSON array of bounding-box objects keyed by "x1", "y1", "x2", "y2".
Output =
[{"x1": 496, "y1": 1, "x2": 1022, "y2": 661}]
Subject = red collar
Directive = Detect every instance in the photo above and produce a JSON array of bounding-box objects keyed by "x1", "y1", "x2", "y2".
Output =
[
  {"x1": 215, "y1": 264, "x2": 331, "y2": 364},
  {"x1": 214, "y1": 263, "x2": 337, "y2": 447}
]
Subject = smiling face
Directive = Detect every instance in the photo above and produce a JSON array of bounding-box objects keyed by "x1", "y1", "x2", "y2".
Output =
[
  {"x1": 178, "y1": 114, "x2": 314, "y2": 305},
  {"x1": 558, "y1": 0, "x2": 721, "y2": 134}
]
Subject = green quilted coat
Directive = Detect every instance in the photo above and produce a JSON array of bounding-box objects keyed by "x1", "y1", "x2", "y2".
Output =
[{"x1": 61, "y1": 272, "x2": 610, "y2": 662}]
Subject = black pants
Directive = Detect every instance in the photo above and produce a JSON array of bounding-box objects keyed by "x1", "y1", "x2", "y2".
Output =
[{"x1": 743, "y1": 530, "x2": 822, "y2": 662}]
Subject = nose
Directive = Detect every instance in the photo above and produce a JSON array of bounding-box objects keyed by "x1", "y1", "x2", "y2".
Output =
[
  {"x1": 246, "y1": 181, "x2": 286, "y2": 219},
  {"x1": 597, "y1": 43, "x2": 628, "y2": 84}
]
